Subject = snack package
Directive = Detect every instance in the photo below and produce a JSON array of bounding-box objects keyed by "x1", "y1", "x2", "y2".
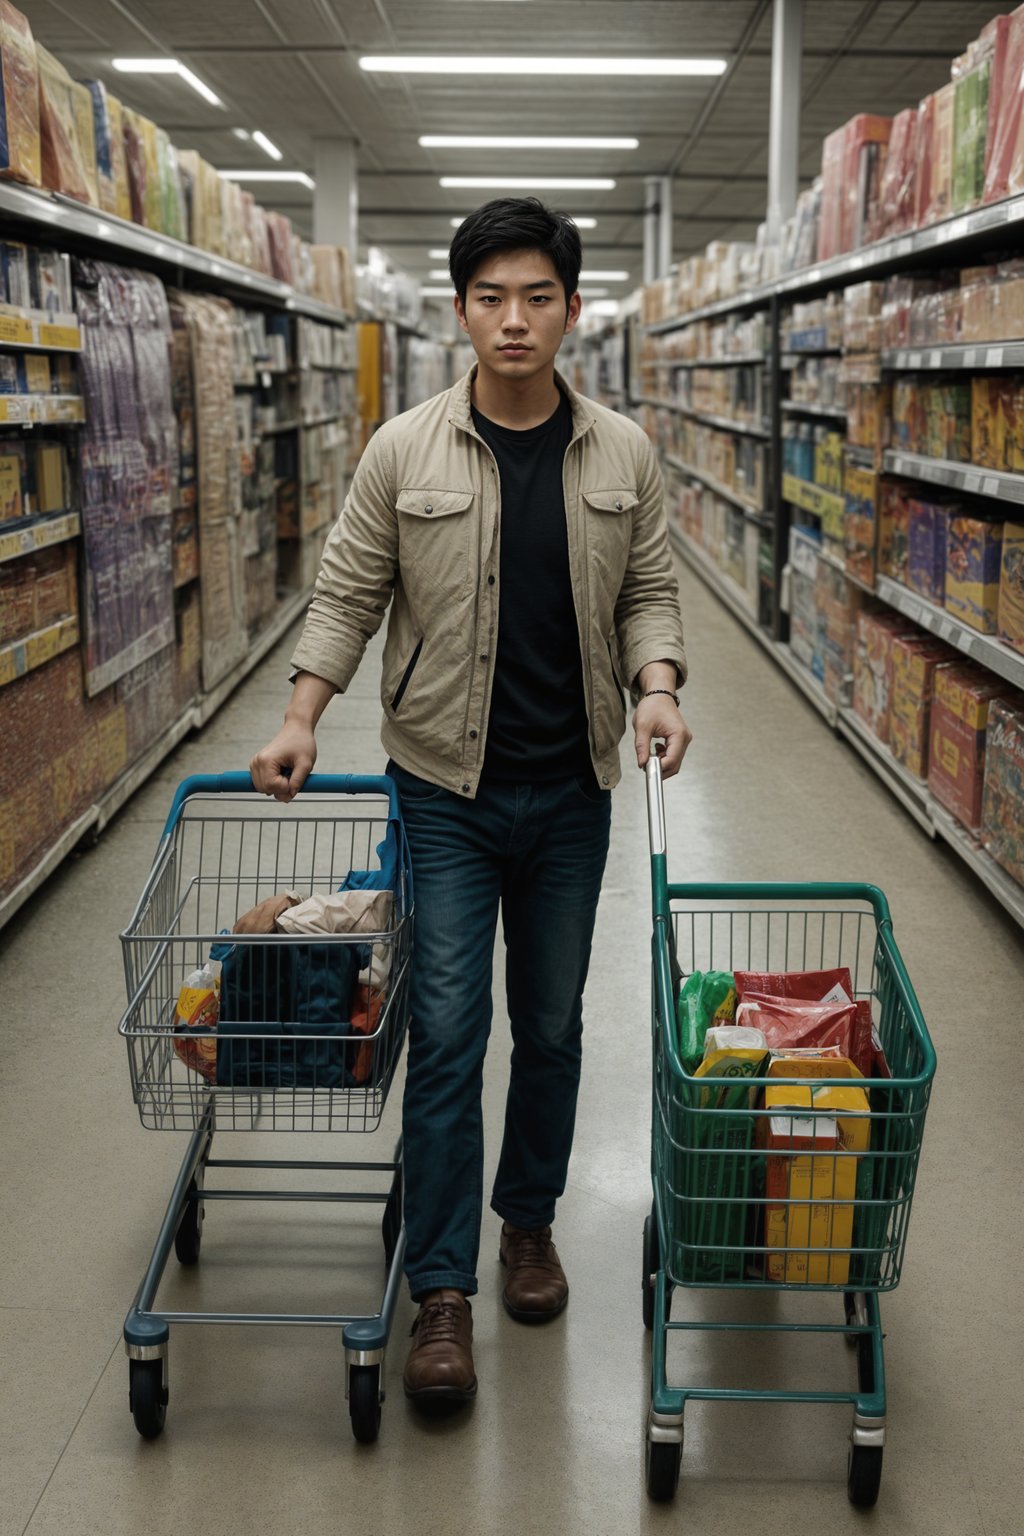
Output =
[
  {"x1": 703, "y1": 1025, "x2": 767, "y2": 1058},
  {"x1": 999, "y1": 522, "x2": 1024, "y2": 654},
  {"x1": 734, "y1": 994, "x2": 858, "y2": 1060},
  {"x1": 981, "y1": 696, "x2": 1024, "y2": 886},
  {"x1": 694, "y1": 1044, "x2": 770, "y2": 1111},
  {"x1": 36, "y1": 45, "x2": 97, "y2": 205},
  {"x1": 946, "y1": 517, "x2": 1004, "y2": 633},
  {"x1": 735, "y1": 966, "x2": 853, "y2": 1004},
  {"x1": 676, "y1": 969, "x2": 737, "y2": 1073},
  {"x1": 928, "y1": 664, "x2": 1006, "y2": 831},
  {"x1": 0, "y1": 0, "x2": 40, "y2": 186},
  {"x1": 907, "y1": 499, "x2": 951, "y2": 606},
  {"x1": 876, "y1": 106, "x2": 918, "y2": 239},
  {"x1": 172, "y1": 958, "x2": 222, "y2": 1083},
  {"x1": 952, "y1": 26, "x2": 998, "y2": 212},
  {"x1": 987, "y1": 5, "x2": 1024, "y2": 203}
]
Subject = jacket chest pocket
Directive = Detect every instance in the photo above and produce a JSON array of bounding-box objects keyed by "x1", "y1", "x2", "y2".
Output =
[
  {"x1": 396, "y1": 488, "x2": 476, "y2": 599},
  {"x1": 581, "y1": 488, "x2": 638, "y2": 601}
]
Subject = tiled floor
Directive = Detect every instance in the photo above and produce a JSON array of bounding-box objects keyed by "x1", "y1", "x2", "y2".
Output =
[{"x1": 2, "y1": 559, "x2": 1021, "y2": 1536}]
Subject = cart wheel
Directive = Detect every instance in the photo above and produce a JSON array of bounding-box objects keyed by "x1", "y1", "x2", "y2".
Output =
[
  {"x1": 349, "y1": 1364, "x2": 382, "y2": 1444},
  {"x1": 129, "y1": 1359, "x2": 167, "y2": 1440},
  {"x1": 645, "y1": 1435, "x2": 681, "y2": 1502},
  {"x1": 174, "y1": 1180, "x2": 203, "y2": 1267},
  {"x1": 642, "y1": 1212, "x2": 660, "y2": 1332},
  {"x1": 847, "y1": 1444, "x2": 883, "y2": 1508},
  {"x1": 383, "y1": 1169, "x2": 403, "y2": 1269}
]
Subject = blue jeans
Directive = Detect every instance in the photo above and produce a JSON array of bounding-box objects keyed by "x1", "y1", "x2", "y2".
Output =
[{"x1": 387, "y1": 762, "x2": 612, "y2": 1301}]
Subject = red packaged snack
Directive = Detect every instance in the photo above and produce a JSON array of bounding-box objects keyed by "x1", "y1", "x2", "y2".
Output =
[
  {"x1": 735, "y1": 995, "x2": 858, "y2": 1062},
  {"x1": 735, "y1": 967, "x2": 853, "y2": 1003},
  {"x1": 734, "y1": 968, "x2": 873, "y2": 1076}
]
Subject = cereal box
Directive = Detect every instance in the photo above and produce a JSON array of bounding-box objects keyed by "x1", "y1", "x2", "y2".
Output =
[
  {"x1": 999, "y1": 522, "x2": 1024, "y2": 654},
  {"x1": 907, "y1": 499, "x2": 951, "y2": 604},
  {"x1": 890, "y1": 633, "x2": 956, "y2": 779},
  {"x1": 853, "y1": 609, "x2": 917, "y2": 743},
  {"x1": 981, "y1": 696, "x2": 1024, "y2": 886},
  {"x1": 879, "y1": 478, "x2": 912, "y2": 584},
  {"x1": 844, "y1": 461, "x2": 879, "y2": 587},
  {"x1": 928, "y1": 665, "x2": 1005, "y2": 831},
  {"x1": 946, "y1": 517, "x2": 1004, "y2": 632}
]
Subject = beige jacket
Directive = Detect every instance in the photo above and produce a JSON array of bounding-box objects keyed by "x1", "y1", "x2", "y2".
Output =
[{"x1": 290, "y1": 366, "x2": 686, "y2": 797}]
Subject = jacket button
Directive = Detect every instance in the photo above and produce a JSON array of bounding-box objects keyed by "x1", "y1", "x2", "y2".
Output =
[
  {"x1": 615, "y1": 499, "x2": 623, "y2": 511},
  {"x1": 469, "y1": 729, "x2": 478, "y2": 740},
  {"x1": 487, "y1": 574, "x2": 495, "y2": 585},
  {"x1": 461, "y1": 783, "x2": 470, "y2": 793},
  {"x1": 424, "y1": 503, "x2": 433, "y2": 514},
  {"x1": 602, "y1": 775, "x2": 610, "y2": 784},
  {"x1": 479, "y1": 654, "x2": 488, "y2": 662}
]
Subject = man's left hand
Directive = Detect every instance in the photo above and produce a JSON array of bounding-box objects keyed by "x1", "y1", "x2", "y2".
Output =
[{"x1": 633, "y1": 695, "x2": 693, "y2": 779}]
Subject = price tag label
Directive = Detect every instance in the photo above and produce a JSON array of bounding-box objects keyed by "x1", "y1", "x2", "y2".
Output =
[
  {"x1": 260, "y1": 370, "x2": 271, "y2": 389},
  {"x1": 37, "y1": 324, "x2": 80, "y2": 351},
  {"x1": 964, "y1": 472, "x2": 981, "y2": 494},
  {"x1": 909, "y1": 352, "x2": 922, "y2": 369},
  {"x1": 0, "y1": 313, "x2": 33, "y2": 345},
  {"x1": 986, "y1": 347, "x2": 1005, "y2": 368},
  {"x1": 965, "y1": 348, "x2": 978, "y2": 368},
  {"x1": 983, "y1": 476, "x2": 1001, "y2": 498},
  {"x1": 0, "y1": 526, "x2": 31, "y2": 561},
  {"x1": 928, "y1": 351, "x2": 941, "y2": 368}
]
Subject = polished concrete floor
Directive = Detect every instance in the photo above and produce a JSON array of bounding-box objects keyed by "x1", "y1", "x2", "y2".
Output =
[{"x1": 2, "y1": 558, "x2": 1021, "y2": 1536}]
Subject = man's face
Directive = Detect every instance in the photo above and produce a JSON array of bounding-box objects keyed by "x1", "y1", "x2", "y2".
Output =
[{"x1": 454, "y1": 248, "x2": 581, "y2": 381}]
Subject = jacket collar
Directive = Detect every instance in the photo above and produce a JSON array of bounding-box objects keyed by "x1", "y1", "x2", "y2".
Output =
[{"x1": 448, "y1": 362, "x2": 597, "y2": 441}]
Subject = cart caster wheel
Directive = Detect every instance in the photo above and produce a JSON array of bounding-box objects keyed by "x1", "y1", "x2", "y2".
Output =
[
  {"x1": 847, "y1": 1444, "x2": 883, "y2": 1507},
  {"x1": 349, "y1": 1364, "x2": 382, "y2": 1444},
  {"x1": 642, "y1": 1212, "x2": 660, "y2": 1332},
  {"x1": 129, "y1": 1359, "x2": 167, "y2": 1441},
  {"x1": 174, "y1": 1180, "x2": 203, "y2": 1266},
  {"x1": 645, "y1": 1436, "x2": 681, "y2": 1502}
]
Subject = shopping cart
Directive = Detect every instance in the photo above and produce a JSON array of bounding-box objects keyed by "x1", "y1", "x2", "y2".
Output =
[
  {"x1": 118, "y1": 773, "x2": 412, "y2": 1445},
  {"x1": 641, "y1": 757, "x2": 936, "y2": 1505}
]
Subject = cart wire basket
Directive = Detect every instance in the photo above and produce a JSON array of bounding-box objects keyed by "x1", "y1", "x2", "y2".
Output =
[
  {"x1": 117, "y1": 773, "x2": 413, "y2": 1445},
  {"x1": 641, "y1": 758, "x2": 936, "y2": 1506}
]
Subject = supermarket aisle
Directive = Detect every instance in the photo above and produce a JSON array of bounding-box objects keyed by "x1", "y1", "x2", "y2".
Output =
[{"x1": 2, "y1": 555, "x2": 1021, "y2": 1536}]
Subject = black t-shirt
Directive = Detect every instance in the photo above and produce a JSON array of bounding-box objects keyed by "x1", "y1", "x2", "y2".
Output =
[{"x1": 471, "y1": 392, "x2": 592, "y2": 782}]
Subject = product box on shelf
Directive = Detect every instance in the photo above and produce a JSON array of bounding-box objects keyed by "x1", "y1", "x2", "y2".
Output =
[
  {"x1": 971, "y1": 375, "x2": 1024, "y2": 471},
  {"x1": 844, "y1": 461, "x2": 879, "y2": 588},
  {"x1": 846, "y1": 382, "x2": 889, "y2": 457},
  {"x1": 814, "y1": 430, "x2": 844, "y2": 495},
  {"x1": 999, "y1": 522, "x2": 1024, "y2": 654},
  {"x1": 879, "y1": 478, "x2": 913, "y2": 585},
  {"x1": 842, "y1": 282, "x2": 885, "y2": 354},
  {"x1": 788, "y1": 525, "x2": 820, "y2": 674},
  {"x1": 890, "y1": 633, "x2": 957, "y2": 780},
  {"x1": 816, "y1": 558, "x2": 865, "y2": 705},
  {"x1": 0, "y1": 1, "x2": 40, "y2": 188},
  {"x1": 0, "y1": 539, "x2": 76, "y2": 645},
  {"x1": 945, "y1": 517, "x2": 1004, "y2": 633},
  {"x1": 817, "y1": 125, "x2": 846, "y2": 263},
  {"x1": 876, "y1": 106, "x2": 918, "y2": 239},
  {"x1": 928, "y1": 664, "x2": 1005, "y2": 832},
  {"x1": 843, "y1": 115, "x2": 892, "y2": 251},
  {"x1": 952, "y1": 28, "x2": 996, "y2": 212},
  {"x1": 853, "y1": 608, "x2": 917, "y2": 744},
  {"x1": 981, "y1": 695, "x2": 1024, "y2": 886},
  {"x1": 924, "y1": 82, "x2": 957, "y2": 227},
  {"x1": 36, "y1": 45, "x2": 98, "y2": 207},
  {"x1": 984, "y1": 4, "x2": 1024, "y2": 205},
  {"x1": 907, "y1": 499, "x2": 951, "y2": 605}
]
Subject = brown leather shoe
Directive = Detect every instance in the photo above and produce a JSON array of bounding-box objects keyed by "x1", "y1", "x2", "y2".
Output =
[
  {"x1": 403, "y1": 1290, "x2": 477, "y2": 1406},
  {"x1": 499, "y1": 1224, "x2": 569, "y2": 1322}
]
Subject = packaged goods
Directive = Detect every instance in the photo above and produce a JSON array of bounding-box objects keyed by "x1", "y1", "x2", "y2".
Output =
[
  {"x1": 981, "y1": 696, "x2": 1024, "y2": 886},
  {"x1": 817, "y1": 126, "x2": 845, "y2": 262},
  {"x1": 735, "y1": 967, "x2": 853, "y2": 1005},
  {"x1": 0, "y1": 1, "x2": 39, "y2": 187},
  {"x1": 986, "y1": 5, "x2": 1024, "y2": 203},
  {"x1": 999, "y1": 522, "x2": 1024, "y2": 653},
  {"x1": 843, "y1": 115, "x2": 892, "y2": 251},
  {"x1": 853, "y1": 608, "x2": 917, "y2": 743},
  {"x1": 846, "y1": 382, "x2": 889, "y2": 456},
  {"x1": 842, "y1": 282, "x2": 885, "y2": 354},
  {"x1": 928, "y1": 664, "x2": 1005, "y2": 831},
  {"x1": 946, "y1": 517, "x2": 1004, "y2": 632},
  {"x1": 37, "y1": 46, "x2": 97, "y2": 206},
  {"x1": 172, "y1": 958, "x2": 222, "y2": 1084},
  {"x1": 121, "y1": 107, "x2": 146, "y2": 225},
  {"x1": 693, "y1": 1043, "x2": 769, "y2": 1111},
  {"x1": 735, "y1": 968, "x2": 873, "y2": 1079},
  {"x1": 890, "y1": 633, "x2": 956, "y2": 779},
  {"x1": 920, "y1": 82, "x2": 956, "y2": 226},
  {"x1": 734, "y1": 994, "x2": 859, "y2": 1063},
  {"x1": 0, "y1": 236, "x2": 29, "y2": 305},
  {"x1": 34, "y1": 440, "x2": 67, "y2": 511},
  {"x1": 676, "y1": 969, "x2": 737, "y2": 1073},
  {"x1": 952, "y1": 27, "x2": 997, "y2": 211},
  {"x1": 844, "y1": 462, "x2": 879, "y2": 587},
  {"x1": 0, "y1": 539, "x2": 76, "y2": 642},
  {"x1": 876, "y1": 106, "x2": 918, "y2": 238},
  {"x1": 907, "y1": 499, "x2": 951, "y2": 605},
  {"x1": 0, "y1": 443, "x2": 22, "y2": 518},
  {"x1": 29, "y1": 247, "x2": 72, "y2": 316}
]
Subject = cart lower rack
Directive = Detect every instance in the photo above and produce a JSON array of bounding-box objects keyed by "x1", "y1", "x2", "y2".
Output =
[
  {"x1": 118, "y1": 773, "x2": 413, "y2": 1444},
  {"x1": 641, "y1": 758, "x2": 936, "y2": 1505}
]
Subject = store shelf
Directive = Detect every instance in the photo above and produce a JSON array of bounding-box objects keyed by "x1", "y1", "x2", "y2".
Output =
[
  {"x1": 835, "y1": 707, "x2": 936, "y2": 836},
  {"x1": 782, "y1": 473, "x2": 845, "y2": 525},
  {"x1": 781, "y1": 348, "x2": 842, "y2": 365},
  {"x1": 844, "y1": 443, "x2": 878, "y2": 471},
  {"x1": 931, "y1": 802, "x2": 1024, "y2": 929},
  {"x1": 0, "y1": 510, "x2": 80, "y2": 564},
  {"x1": 670, "y1": 353, "x2": 767, "y2": 370},
  {"x1": 644, "y1": 287, "x2": 771, "y2": 334},
  {"x1": 259, "y1": 419, "x2": 301, "y2": 436},
  {"x1": 0, "y1": 182, "x2": 351, "y2": 328},
  {"x1": 0, "y1": 395, "x2": 84, "y2": 425},
  {"x1": 782, "y1": 399, "x2": 848, "y2": 422},
  {"x1": 875, "y1": 574, "x2": 1024, "y2": 690},
  {"x1": 0, "y1": 308, "x2": 81, "y2": 352},
  {"x1": 0, "y1": 613, "x2": 79, "y2": 688},
  {"x1": 882, "y1": 342, "x2": 1024, "y2": 372},
  {"x1": 668, "y1": 522, "x2": 765, "y2": 636},
  {"x1": 682, "y1": 407, "x2": 769, "y2": 439},
  {"x1": 664, "y1": 454, "x2": 768, "y2": 522},
  {"x1": 774, "y1": 644, "x2": 839, "y2": 726},
  {"x1": 882, "y1": 450, "x2": 1024, "y2": 506},
  {"x1": 815, "y1": 543, "x2": 877, "y2": 596}
]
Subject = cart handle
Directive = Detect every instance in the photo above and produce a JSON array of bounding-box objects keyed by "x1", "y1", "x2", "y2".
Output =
[
  {"x1": 162, "y1": 772, "x2": 401, "y2": 837},
  {"x1": 645, "y1": 756, "x2": 894, "y2": 927}
]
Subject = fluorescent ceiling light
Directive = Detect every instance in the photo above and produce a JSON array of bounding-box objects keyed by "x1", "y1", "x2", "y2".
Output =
[
  {"x1": 218, "y1": 170, "x2": 316, "y2": 189},
  {"x1": 420, "y1": 286, "x2": 457, "y2": 296},
  {"x1": 579, "y1": 288, "x2": 609, "y2": 298},
  {"x1": 429, "y1": 270, "x2": 454, "y2": 280},
  {"x1": 587, "y1": 300, "x2": 621, "y2": 316},
  {"x1": 579, "y1": 270, "x2": 630, "y2": 280},
  {"x1": 441, "y1": 177, "x2": 615, "y2": 190},
  {"x1": 420, "y1": 135, "x2": 638, "y2": 150},
  {"x1": 252, "y1": 131, "x2": 283, "y2": 162},
  {"x1": 232, "y1": 127, "x2": 251, "y2": 141},
  {"x1": 362, "y1": 57, "x2": 727, "y2": 77},
  {"x1": 428, "y1": 248, "x2": 450, "y2": 259},
  {"x1": 450, "y1": 214, "x2": 597, "y2": 228},
  {"x1": 112, "y1": 58, "x2": 223, "y2": 108}
]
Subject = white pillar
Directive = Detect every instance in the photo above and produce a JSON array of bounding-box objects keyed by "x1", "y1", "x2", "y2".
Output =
[
  {"x1": 766, "y1": 0, "x2": 803, "y2": 242},
  {"x1": 657, "y1": 175, "x2": 673, "y2": 278},
  {"x1": 643, "y1": 176, "x2": 661, "y2": 285},
  {"x1": 313, "y1": 137, "x2": 358, "y2": 253}
]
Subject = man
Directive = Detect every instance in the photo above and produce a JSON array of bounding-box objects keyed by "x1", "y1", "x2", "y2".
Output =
[{"x1": 250, "y1": 198, "x2": 690, "y2": 1410}]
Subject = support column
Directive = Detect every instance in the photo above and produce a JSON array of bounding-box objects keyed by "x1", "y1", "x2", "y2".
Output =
[
  {"x1": 643, "y1": 176, "x2": 661, "y2": 286},
  {"x1": 657, "y1": 175, "x2": 673, "y2": 278},
  {"x1": 766, "y1": 0, "x2": 803, "y2": 243},
  {"x1": 313, "y1": 137, "x2": 358, "y2": 254}
]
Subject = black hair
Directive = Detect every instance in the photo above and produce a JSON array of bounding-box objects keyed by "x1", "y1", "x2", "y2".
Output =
[{"x1": 448, "y1": 197, "x2": 583, "y2": 310}]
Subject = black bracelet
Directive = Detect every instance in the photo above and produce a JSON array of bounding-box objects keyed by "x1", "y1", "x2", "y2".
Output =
[{"x1": 643, "y1": 688, "x2": 679, "y2": 704}]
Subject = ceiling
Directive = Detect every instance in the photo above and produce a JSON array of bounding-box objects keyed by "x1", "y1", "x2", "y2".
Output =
[{"x1": 27, "y1": 0, "x2": 1006, "y2": 291}]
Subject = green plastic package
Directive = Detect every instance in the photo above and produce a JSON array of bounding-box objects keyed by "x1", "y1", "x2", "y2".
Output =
[{"x1": 676, "y1": 970, "x2": 737, "y2": 1074}]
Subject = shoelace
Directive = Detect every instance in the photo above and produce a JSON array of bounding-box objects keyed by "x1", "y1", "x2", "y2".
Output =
[
  {"x1": 507, "y1": 1230, "x2": 557, "y2": 1268},
  {"x1": 411, "y1": 1300, "x2": 466, "y2": 1344}
]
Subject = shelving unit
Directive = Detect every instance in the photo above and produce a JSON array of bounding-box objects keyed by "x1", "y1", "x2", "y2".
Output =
[
  {"x1": 664, "y1": 454, "x2": 767, "y2": 522},
  {"x1": 883, "y1": 450, "x2": 1024, "y2": 506},
  {"x1": 0, "y1": 510, "x2": 80, "y2": 562},
  {"x1": 782, "y1": 399, "x2": 848, "y2": 421}
]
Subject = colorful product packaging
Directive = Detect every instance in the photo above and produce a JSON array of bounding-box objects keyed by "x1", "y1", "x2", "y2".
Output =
[
  {"x1": 907, "y1": 499, "x2": 951, "y2": 605},
  {"x1": 817, "y1": 125, "x2": 845, "y2": 262},
  {"x1": 890, "y1": 633, "x2": 956, "y2": 780},
  {"x1": 952, "y1": 28, "x2": 996, "y2": 211},
  {"x1": 853, "y1": 609, "x2": 917, "y2": 744},
  {"x1": 844, "y1": 462, "x2": 879, "y2": 587},
  {"x1": 843, "y1": 115, "x2": 892, "y2": 251},
  {"x1": 0, "y1": 1, "x2": 40, "y2": 187},
  {"x1": 928, "y1": 81, "x2": 957, "y2": 226},
  {"x1": 999, "y1": 522, "x2": 1024, "y2": 654},
  {"x1": 986, "y1": 4, "x2": 1024, "y2": 203},
  {"x1": 928, "y1": 664, "x2": 1005, "y2": 832},
  {"x1": 876, "y1": 106, "x2": 918, "y2": 239},
  {"x1": 879, "y1": 479, "x2": 912, "y2": 584},
  {"x1": 981, "y1": 696, "x2": 1024, "y2": 887},
  {"x1": 945, "y1": 517, "x2": 1004, "y2": 633},
  {"x1": 36, "y1": 45, "x2": 98, "y2": 206}
]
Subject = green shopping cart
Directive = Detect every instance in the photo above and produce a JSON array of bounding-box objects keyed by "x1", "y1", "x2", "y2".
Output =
[{"x1": 641, "y1": 757, "x2": 937, "y2": 1505}]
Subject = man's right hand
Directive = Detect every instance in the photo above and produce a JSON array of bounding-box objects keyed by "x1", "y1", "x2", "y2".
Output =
[{"x1": 250, "y1": 722, "x2": 318, "y2": 802}]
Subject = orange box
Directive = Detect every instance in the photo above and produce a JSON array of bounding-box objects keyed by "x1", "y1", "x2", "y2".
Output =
[{"x1": 928, "y1": 665, "x2": 1005, "y2": 831}]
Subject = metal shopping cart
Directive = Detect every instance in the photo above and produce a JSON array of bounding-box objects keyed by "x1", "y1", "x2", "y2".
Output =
[
  {"x1": 118, "y1": 773, "x2": 412, "y2": 1445},
  {"x1": 641, "y1": 758, "x2": 936, "y2": 1505}
]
